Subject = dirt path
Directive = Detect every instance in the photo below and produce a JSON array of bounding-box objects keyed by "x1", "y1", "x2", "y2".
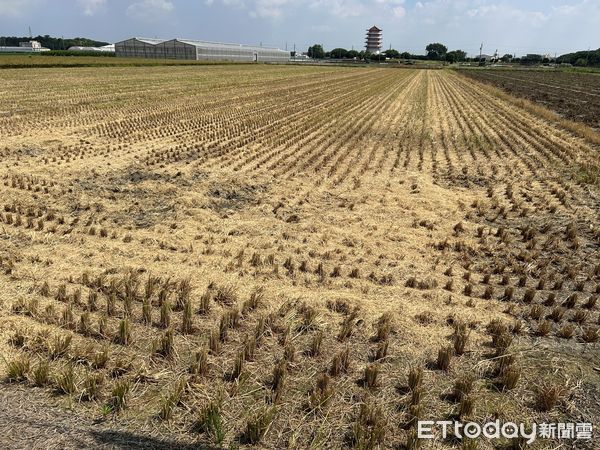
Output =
[{"x1": 0, "y1": 385, "x2": 201, "y2": 450}]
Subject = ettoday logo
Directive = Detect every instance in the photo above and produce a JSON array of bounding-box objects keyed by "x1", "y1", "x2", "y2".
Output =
[{"x1": 417, "y1": 420, "x2": 593, "y2": 443}]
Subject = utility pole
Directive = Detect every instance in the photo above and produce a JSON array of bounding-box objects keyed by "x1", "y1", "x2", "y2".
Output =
[
  {"x1": 28, "y1": 26, "x2": 32, "y2": 38},
  {"x1": 479, "y1": 42, "x2": 483, "y2": 61}
]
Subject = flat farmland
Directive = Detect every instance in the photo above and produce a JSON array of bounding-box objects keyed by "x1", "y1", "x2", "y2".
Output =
[
  {"x1": 0, "y1": 65, "x2": 599, "y2": 449},
  {"x1": 459, "y1": 68, "x2": 600, "y2": 130}
]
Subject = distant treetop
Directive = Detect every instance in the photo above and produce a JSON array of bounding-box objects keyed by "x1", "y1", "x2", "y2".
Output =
[
  {"x1": 0, "y1": 35, "x2": 109, "y2": 50},
  {"x1": 557, "y1": 48, "x2": 600, "y2": 66}
]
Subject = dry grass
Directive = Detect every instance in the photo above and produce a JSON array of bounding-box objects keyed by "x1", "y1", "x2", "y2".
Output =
[
  {"x1": 0, "y1": 65, "x2": 598, "y2": 448},
  {"x1": 459, "y1": 69, "x2": 600, "y2": 147}
]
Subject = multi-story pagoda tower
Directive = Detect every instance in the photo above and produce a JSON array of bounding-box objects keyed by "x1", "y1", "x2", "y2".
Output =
[{"x1": 365, "y1": 25, "x2": 382, "y2": 54}]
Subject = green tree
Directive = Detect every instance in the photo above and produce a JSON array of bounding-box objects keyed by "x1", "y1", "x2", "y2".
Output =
[
  {"x1": 0, "y1": 34, "x2": 109, "y2": 50},
  {"x1": 445, "y1": 50, "x2": 467, "y2": 63},
  {"x1": 384, "y1": 49, "x2": 400, "y2": 59},
  {"x1": 574, "y1": 57, "x2": 588, "y2": 67},
  {"x1": 501, "y1": 53, "x2": 513, "y2": 62},
  {"x1": 400, "y1": 51, "x2": 411, "y2": 59},
  {"x1": 425, "y1": 43, "x2": 447, "y2": 60},
  {"x1": 520, "y1": 54, "x2": 542, "y2": 65},
  {"x1": 307, "y1": 44, "x2": 325, "y2": 59},
  {"x1": 330, "y1": 48, "x2": 348, "y2": 59},
  {"x1": 347, "y1": 50, "x2": 359, "y2": 59}
]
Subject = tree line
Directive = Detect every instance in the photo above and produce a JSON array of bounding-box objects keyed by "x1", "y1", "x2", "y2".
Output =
[
  {"x1": 556, "y1": 48, "x2": 600, "y2": 67},
  {"x1": 305, "y1": 43, "x2": 600, "y2": 67},
  {"x1": 0, "y1": 35, "x2": 109, "y2": 50},
  {"x1": 306, "y1": 43, "x2": 467, "y2": 62}
]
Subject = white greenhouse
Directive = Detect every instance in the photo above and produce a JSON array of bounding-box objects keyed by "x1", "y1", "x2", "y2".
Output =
[{"x1": 115, "y1": 38, "x2": 290, "y2": 63}]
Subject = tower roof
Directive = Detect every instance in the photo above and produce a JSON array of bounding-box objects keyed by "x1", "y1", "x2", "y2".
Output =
[{"x1": 367, "y1": 26, "x2": 382, "y2": 32}]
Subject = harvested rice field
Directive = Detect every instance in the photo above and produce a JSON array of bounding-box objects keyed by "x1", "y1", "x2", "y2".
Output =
[
  {"x1": 0, "y1": 65, "x2": 598, "y2": 449},
  {"x1": 459, "y1": 68, "x2": 600, "y2": 130}
]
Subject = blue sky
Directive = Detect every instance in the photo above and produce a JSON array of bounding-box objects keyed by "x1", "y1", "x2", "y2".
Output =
[{"x1": 0, "y1": 0, "x2": 598, "y2": 56}]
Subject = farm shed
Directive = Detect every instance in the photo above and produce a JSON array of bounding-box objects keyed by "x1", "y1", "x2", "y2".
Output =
[{"x1": 114, "y1": 37, "x2": 290, "y2": 62}]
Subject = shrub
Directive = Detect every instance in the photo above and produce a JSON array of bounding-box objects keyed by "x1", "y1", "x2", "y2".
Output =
[
  {"x1": 308, "y1": 331, "x2": 323, "y2": 357},
  {"x1": 82, "y1": 373, "x2": 103, "y2": 401},
  {"x1": 330, "y1": 347, "x2": 350, "y2": 376},
  {"x1": 458, "y1": 395, "x2": 475, "y2": 419},
  {"x1": 244, "y1": 406, "x2": 276, "y2": 444},
  {"x1": 116, "y1": 317, "x2": 131, "y2": 346},
  {"x1": 437, "y1": 346, "x2": 453, "y2": 371},
  {"x1": 453, "y1": 323, "x2": 470, "y2": 355},
  {"x1": 309, "y1": 373, "x2": 333, "y2": 410},
  {"x1": 582, "y1": 326, "x2": 599, "y2": 343},
  {"x1": 453, "y1": 374, "x2": 474, "y2": 401},
  {"x1": 375, "y1": 313, "x2": 392, "y2": 342},
  {"x1": 271, "y1": 360, "x2": 287, "y2": 403},
  {"x1": 408, "y1": 366, "x2": 423, "y2": 392},
  {"x1": 351, "y1": 400, "x2": 387, "y2": 449},
  {"x1": 500, "y1": 365, "x2": 521, "y2": 390},
  {"x1": 156, "y1": 328, "x2": 175, "y2": 358},
  {"x1": 535, "y1": 382, "x2": 565, "y2": 411},
  {"x1": 364, "y1": 364, "x2": 380, "y2": 389},
  {"x1": 32, "y1": 360, "x2": 50, "y2": 386},
  {"x1": 536, "y1": 320, "x2": 552, "y2": 336},
  {"x1": 111, "y1": 379, "x2": 132, "y2": 411},
  {"x1": 557, "y1": 323, "x2": 575, "y2": 339},
  {"x1": 6, "y1": 355, "x2": 30, "y2": 382},
  {"x1": 230, "y1": 349, "x2": 245, "y2": 381},
  {"x1": 196, "y1": 399, "x2": 225, "y2": 446},
  {"x1": 56, "y1": 364, "x2": 76, "y2": 395},
  {"x1": 190, "y1": 348, "x2": 208, "y2": 377}
]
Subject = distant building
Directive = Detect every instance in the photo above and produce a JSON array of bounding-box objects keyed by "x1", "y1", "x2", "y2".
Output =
[
  {"x1": 19, "y1": 40, "x2": 42, "y2": 49},
  {"x1": 114, "y1": 38, "x2": 290, "y2": 62},
  {"x1": 68, "y1": 44, "x2": 115, "y2": 53},
  {"x1": 0, "y1": 40, "x2": 49, "y2": 53},
  {"x1": 291, "y1": 53, "x2": 310, "y2": 61},
  {"x1": 365, "y1": 26, "x2": 382, "y2": 54}
]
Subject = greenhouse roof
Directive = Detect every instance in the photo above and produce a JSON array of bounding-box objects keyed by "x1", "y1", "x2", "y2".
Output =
[
  {"x1": 177, "y1": 39, "x2": 283, "y2": 52},
  {"x1": 132, "y1": 37, "x2": 167, "y2": 45},
  {"x1": 119, "y1": 37, "x2": 286, "y2": 53}
]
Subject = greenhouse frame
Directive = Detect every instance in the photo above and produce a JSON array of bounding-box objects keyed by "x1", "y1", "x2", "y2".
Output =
[{"x1": 115, "y1": 38, "x2": 290, "y2": 62}]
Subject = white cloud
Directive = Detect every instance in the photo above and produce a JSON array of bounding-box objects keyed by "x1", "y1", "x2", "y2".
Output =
[
  {"x1": 77, "y1": 0, "x2": 105, "y2": 16},
  {"x1": 465, "y1": 3, "x2": 548, "y2": 26},
  {"x1": 0, "y1": 0, "x2": 41, "y2": 17},
  {"x1": 250, "y1": 0, "x2": 294, "y2": 19},
  {"x1": 308, "y1": 0, "x2": 366, "y2": 19},
  {"x1": 392, "y1": 5, "x2": 405, "y2": 17},
  {"x1": 206, "y1": 0, "x2": 371, "y2": 20},
  {"x1": 127, "y1": 0, "x2": 174, "y2": 21},
  {"x1": 311, "y1": 24, "x2": 333, "y2": 32}
]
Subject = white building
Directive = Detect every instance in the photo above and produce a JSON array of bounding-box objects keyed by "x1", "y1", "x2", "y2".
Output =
[
  {"x1": 19, "y1": 40, "x2": 43, "y2": 49},
  {"x1": 0, "y1": 40, "x2": 49, "y2": 53}
]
